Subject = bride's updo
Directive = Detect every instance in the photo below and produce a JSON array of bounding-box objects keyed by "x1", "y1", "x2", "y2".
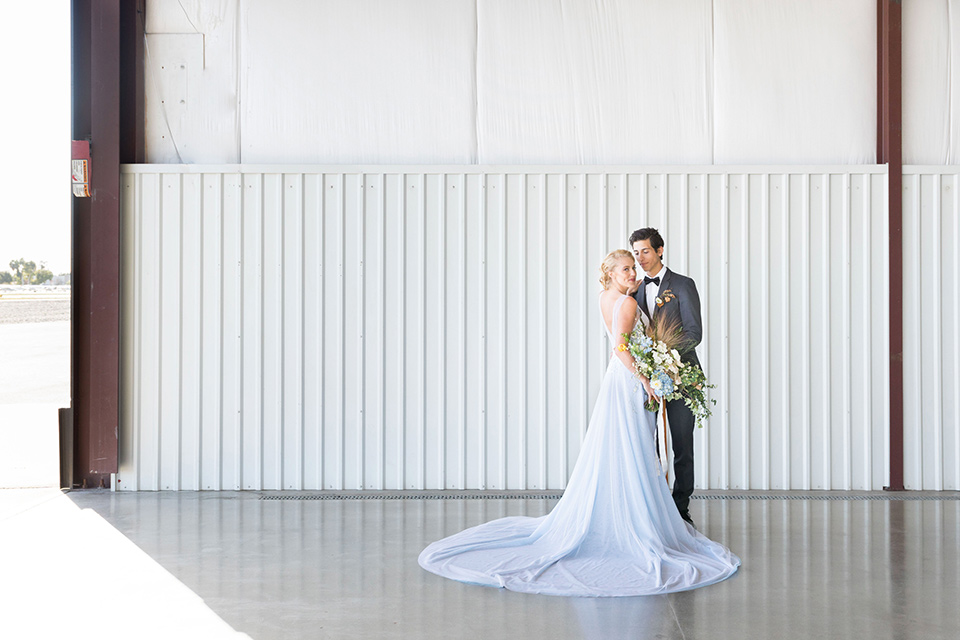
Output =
[{"x1": 599, "y1": 249, "x2": 634, "y2": 289}]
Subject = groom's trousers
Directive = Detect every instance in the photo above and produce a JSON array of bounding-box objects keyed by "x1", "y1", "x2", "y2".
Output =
[{"x1": 666, "y1": 397, "x2": 696, "y2": 518}]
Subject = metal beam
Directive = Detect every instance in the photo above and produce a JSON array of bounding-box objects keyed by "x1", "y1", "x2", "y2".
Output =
[
  {"x1": 878, "y1": 0, "x2": 904, "y2": 491},
  {"x1": 70, "y1": 0, "x2": 143, "y2": 488}
]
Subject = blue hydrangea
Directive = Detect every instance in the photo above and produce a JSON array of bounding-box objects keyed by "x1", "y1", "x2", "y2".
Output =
[
  {"x1": 637, "y1": 335, "x2": 654, "y2": 353},
  {"x1": 651, "y1": 370, "x2": 675, "y2": 397}
]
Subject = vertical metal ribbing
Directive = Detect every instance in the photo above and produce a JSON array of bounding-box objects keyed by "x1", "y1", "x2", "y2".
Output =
[
  {"x1": 459, "y1": 173, "x2": 467, "y2": 490},
  {"x1": 862, "y1": 175, "x2": 872, "y2": 490},
  {"x1": 842, "y1": 173, "x2": 852, "y2": 490},
  {"x1": 298, "y1": 173, "x2": 307, "y2": 490},
  {"x1": 275, "y1": 174, "x2": 284, "y2": 491},
  {"x1": 499, "y1": 173, "x2": 507, "y2": 490},
  {"x1": 720, "y1": 173, "x2": 730, "y2": 488},
  {"x1": 224, "y1": 175, "x2": 237, "y2": 490},
  {"x1": 739, "y1": 174, "x2": 749, "y2": 489},
  {"x1": 539, "y1": 173, "x2": 547, "y2": 491},
  {"x1": 698, "y1": 174, "x2": 709, "y2": 488},
  {"x1": 624, "y1": 173, "x2": 632, "y2": 250},
  {"x1": 579, "y1": 174, "x2": 588, "y2": 445},
  {"x1": 276, "y1": 175, "x2": 285, "y2": 492},
  {"x1": 801, "y1": 174, "x2": 811, "y2": 490},
  {"x1": 378, "y1": 173, "x2": 386, "y2": 490},
  {"x1": 760, "y1": 174, "x2": 770, "y2": 490},
  {"x1": 231, "y1": 174, "x2": 244, "y2": 490},
  {"x1": 439, "y1": 175, "x2": 447, "y2": 490},
  {"x1": 678, "y1": 174, "x2": 688, "y2": 272},
  {"x1": 210, "y1": 173, "x2": 223, "y2": 490},
  {"x1": 781, "y1": 174, "x2": 791, "y2": 489},
  {"x1": 882, "y1": 171, "x2": 892, "y2": 489},
  {"x1": 820, "y1": 175, "x2": 831, "y2": 489},
  {"x1": 155, "y1": 175, "x2": 164, "y2": 490},
  {"x1": 358, "y1": 174, "x2": 366, "y2": 490},
  {"x1": 316, "y1": 173, "x2": 325, "y2": 490},
  {"x1": 932, "y1": 174, "x2": 943, "y2": 490},
  {"x1": 132, "y1": 173, "x2": 143, "y2": 490},
  {"x1": 908, "y1": 174, "x2": 922, "y2": 487},
  {"x1": 419, "y1": 173, "x2": 427, "y2": 491},
  {"x1": 479, "y1": 173, "x2": 488, "y2": 490},
  {"x1": 600, "y1": 173, "x2": 609, "y2": 390},
  {"x1": 953, "y1": 173, "x2": 960, "y2": 490},
  {"x1": 519, "y1": 173, "x2": 528, "y2": 490},
  {"x1": 177, "y1": 172, "x2": 185, "y2": 490},
  {"x1": 338, "y1": 173, "x2": 346, "y2": 490},
  {"x1": 398, "y1": 174, "x2": 406, "y2": 489},
  {"x1": 560, "y1": 173, "x2": 568, "y2": 487},
  {"x1": 659, "y1": 172, "x2": 668, "y2": 254}
]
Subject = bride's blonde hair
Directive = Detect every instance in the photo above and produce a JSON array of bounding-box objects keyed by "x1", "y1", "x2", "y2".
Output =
[{"x1": 599, "y1": 249, "x2": 635, "y2": 289}]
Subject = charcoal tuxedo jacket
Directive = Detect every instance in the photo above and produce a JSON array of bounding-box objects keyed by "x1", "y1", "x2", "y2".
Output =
[{"x1": 634, "y1": 268, "x2": 703, "y2": 369}]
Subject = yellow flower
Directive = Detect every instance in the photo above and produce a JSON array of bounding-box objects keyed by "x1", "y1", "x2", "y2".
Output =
[{"x1": 617, "y1": 343, "x2": 629, "y2": 352}]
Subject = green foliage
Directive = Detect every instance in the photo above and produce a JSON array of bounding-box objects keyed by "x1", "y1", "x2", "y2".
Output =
[
  {"x1": 0, "y1": 271, "x2": 12, "y2": 284},
  {"x1": 6, "y1": 258, "x2": 54, "y2": 285}
]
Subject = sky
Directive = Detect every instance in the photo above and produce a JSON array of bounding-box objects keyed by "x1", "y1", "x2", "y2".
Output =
[{"x1": 0, "y1": 2, "x2": 71, "y2": 277}]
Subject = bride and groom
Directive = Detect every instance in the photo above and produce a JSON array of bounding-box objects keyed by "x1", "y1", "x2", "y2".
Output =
[{"x1": 419, "y1": 227, "x2": 740, "y2": 596}]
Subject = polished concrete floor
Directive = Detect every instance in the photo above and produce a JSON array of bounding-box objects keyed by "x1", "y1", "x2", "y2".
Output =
[{"x1": 60, "y1": 490, "x2": 960, "y2": 640}]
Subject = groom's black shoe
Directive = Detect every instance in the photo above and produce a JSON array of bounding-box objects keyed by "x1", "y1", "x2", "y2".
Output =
[{"x1": 680, "y1": 512, "x2": 696, "y2": 529}]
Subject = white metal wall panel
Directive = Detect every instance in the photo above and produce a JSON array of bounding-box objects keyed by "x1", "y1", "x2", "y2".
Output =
[
  {"x1": 119, "y1": 164, "x2": 890, "y2": 491},
  {"x1": 903, "y1": 168, "x2": 960, "y2": 490},
  {"x1": 144, "y1": 0, "x2": 877, "y2": 165},
  {"x1": 903, "y1": 0, "x2": 960, "y2": 164}
]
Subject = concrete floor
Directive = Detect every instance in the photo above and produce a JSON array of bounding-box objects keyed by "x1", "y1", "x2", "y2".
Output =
[{"x1": 57, "y1": 491, "x2": 960, "y2": 640}]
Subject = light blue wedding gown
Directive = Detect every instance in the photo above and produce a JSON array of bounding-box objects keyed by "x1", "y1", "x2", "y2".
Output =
[{"x1": 418, "y1": 294, "x2": 740, "y2": 596}]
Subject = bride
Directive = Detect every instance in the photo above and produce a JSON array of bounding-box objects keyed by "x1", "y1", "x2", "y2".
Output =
[{"x1": 418, "y1": 249, "x2": 740, "y2": 596}]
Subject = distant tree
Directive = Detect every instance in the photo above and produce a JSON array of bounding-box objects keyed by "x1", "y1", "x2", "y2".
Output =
[
  {"x1": 0, "y1": 271, "x2": 12, "y2": 284},
  {"x1": 9, "y1": 258, "x2": 25, "y2": 284},
  {"x1": 7, "y1": 258, "x2": 49, "y2": 284}
]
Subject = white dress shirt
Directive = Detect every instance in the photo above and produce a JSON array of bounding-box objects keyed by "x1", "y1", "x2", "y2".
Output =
[{"x1": 643, "y1": 265, "x2": 666, "y2": 318}]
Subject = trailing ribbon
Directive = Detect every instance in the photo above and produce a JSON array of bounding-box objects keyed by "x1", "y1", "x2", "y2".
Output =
[{"x1": 658, "y1": 401, "x2": 670, "y2": 484}]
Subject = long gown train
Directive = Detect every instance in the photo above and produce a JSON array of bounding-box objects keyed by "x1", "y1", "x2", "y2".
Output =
[{"x1": 418, "y1": 294, "x2": 740, "y2": 596}]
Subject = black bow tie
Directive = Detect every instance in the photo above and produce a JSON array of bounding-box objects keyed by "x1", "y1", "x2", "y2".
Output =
[{"x1": 643, "y1": 276, "x2": 660, "y2": 287}]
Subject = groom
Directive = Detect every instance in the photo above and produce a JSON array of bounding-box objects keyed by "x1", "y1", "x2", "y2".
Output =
[{"x1": 629, "y1": 227, "x2": 702, "y2": 527}]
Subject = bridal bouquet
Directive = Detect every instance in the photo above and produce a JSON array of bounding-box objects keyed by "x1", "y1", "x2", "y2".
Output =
[{"x1": 619, "y1": 317, "x2": 715, "y2": 427}]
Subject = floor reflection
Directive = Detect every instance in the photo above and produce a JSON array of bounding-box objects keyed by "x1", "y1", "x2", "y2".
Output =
[{"x1": 68, "y1": 493, "x2": 960, "y2": 640}]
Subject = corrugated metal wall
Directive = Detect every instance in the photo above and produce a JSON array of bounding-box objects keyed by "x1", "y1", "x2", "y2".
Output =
[
  {"x1": 903, "y1": 168, "x2": 960, "y2": 490},
  {"x1": 119, "y1": 165, "x2": 892, "y2": 491}
]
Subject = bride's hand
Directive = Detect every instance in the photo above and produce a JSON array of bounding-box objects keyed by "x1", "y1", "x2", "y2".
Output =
[{"x1": 641, "y1": 376, "x2": 655, "y2": 401}]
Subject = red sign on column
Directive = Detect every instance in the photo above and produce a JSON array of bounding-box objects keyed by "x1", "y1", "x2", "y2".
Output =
[{"x1": 72, "y1": 140, "x2": 91, "y2": 197}]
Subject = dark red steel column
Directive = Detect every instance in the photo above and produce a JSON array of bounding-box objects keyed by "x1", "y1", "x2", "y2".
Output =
[
  {"x1": 71, "y1": 0, "x2": 143, "y2": 488},
  {"x1": 878, "y1": 0, "x2": 904, "y2": 491}
]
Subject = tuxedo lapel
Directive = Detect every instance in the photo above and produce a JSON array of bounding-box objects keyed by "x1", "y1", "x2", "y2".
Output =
[
  {"x1": 653, "y1": 268, "x2": 672, "y2": 318},
  {"x1": 636, "y1": 289, "x2": 651, "y2": 320}
]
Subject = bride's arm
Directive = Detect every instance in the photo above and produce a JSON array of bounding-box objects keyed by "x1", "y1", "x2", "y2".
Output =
[{"x1": 614, "y1": 298, "x2": 656, "y2": 398}]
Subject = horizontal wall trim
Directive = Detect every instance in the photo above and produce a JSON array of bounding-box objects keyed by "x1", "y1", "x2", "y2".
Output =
[
  {"x1": 902, "y1": 166, "x2": 960, "y2": 174},
  {"x1": 121, "y1": 164, "x2": 890, "y2": 176}
]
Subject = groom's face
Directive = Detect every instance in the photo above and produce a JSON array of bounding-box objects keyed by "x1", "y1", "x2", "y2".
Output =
[{"x1": 632, "y1": 239, "x2": 663, "y2": 275}]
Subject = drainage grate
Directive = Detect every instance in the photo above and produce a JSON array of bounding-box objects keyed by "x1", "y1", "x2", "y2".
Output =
[
  {"x1": 259, "y1": 491, "x2": 960, "y2": 502},
  {"x1": 691, "y1": 493, "x2": 960, "y2": 501},
  {"x1": 260, "y1": 493, "x2": 564, "y2": 501}
]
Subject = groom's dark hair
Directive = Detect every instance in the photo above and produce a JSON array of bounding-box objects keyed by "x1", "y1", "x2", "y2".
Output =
[{"x1": 628, "y1": 227, "x2": 664, "y2": 253}]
